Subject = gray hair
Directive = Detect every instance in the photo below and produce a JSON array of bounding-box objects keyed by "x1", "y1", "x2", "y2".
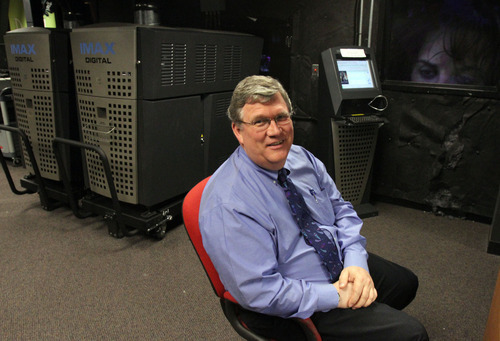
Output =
[{"x1": 227, "y1": 75, "x2": 293, "y2": 122}]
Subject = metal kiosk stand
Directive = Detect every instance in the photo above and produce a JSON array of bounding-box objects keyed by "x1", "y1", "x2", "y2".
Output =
[{"x1": 318, "y1": 46, "x2": 387, "y2": 218}]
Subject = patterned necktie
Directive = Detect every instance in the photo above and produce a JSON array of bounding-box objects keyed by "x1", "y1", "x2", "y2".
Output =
[{"x1": 278, "y1": 168, "x2": 342, "y2": 282}]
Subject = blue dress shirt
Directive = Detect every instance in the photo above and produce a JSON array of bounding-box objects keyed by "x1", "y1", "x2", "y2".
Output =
[{"x1": 199, "y1": 144, "x2": 368, "y2": 319}]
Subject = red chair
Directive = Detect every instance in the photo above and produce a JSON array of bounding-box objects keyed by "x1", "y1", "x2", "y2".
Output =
[{"x1": 182, "y1": 177, "x2": 322, "y2": 341}]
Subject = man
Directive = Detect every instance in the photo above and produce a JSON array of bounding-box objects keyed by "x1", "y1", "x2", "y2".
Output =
[{"x1": 199, "y1": 75, "x2": 428, "y2": 340}]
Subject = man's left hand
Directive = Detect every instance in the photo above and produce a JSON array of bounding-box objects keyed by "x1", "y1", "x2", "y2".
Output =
[{"x1": 338, "y1": 266, "x2": 377, "y2": 309}]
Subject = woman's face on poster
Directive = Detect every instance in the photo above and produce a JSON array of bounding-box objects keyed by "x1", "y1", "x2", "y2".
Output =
[{"x1": 411, "y1": 30, "x2": 483, "y2": 85}]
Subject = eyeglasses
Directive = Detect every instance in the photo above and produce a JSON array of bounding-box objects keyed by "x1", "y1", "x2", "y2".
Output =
[{"x1": 236, "y1": 113, "x2": 292, "y2": 132}]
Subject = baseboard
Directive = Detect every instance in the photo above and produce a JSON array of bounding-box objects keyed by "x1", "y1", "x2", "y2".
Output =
[
  {"x1": 354, "y1": 202, "x2": 379, "y2": 219},
  {"x1": 487, "y1": 241, "x2": 500, "y2": 256}
]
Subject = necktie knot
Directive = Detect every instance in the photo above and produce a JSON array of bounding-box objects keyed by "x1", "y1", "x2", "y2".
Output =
[{"x1": 277, "y1": 168, "x2": 288, "y2": 187}]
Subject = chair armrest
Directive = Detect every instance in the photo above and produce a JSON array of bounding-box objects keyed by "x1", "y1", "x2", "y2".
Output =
[
  {"x1": 221, "y1": 292, "x2": 322, "y2": 341},
  {"x1": 221, "y1": 298, "x2": 270, "y2": 341}
]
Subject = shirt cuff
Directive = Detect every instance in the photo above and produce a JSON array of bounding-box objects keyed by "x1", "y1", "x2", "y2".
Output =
[
  {"x1": 343, "y1": 251, "x2": 369, "y2": 272},
  {"x1": 314, "y1": 282, "x2": 339, "y2": 311}
]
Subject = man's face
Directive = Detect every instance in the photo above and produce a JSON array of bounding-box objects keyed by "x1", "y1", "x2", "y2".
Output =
[{"x1": 232, "y1": 93, "x2": 294, "y2": 171}]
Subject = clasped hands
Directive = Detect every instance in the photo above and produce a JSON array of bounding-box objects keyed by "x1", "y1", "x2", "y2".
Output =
[{"x1": 333, "y1": 266, "x2": 377, "y2": 309}]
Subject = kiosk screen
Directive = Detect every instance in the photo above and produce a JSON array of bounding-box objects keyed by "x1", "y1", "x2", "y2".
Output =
[{"x1": 337, "y1": 60, "x2": 375, "y2": 89}]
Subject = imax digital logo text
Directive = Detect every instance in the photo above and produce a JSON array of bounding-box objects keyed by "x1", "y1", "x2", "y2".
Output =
[
  {"x1": 80, "y1": 42, "x2": 116, "y2": 55},
  {"x1": 10, "y1": 44, "x2": 36, "y2": 55}
]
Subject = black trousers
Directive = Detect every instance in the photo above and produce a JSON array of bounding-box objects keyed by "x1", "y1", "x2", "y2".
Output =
[{"x1": 239, "y1": 253, "x2": 429, "y2": 341}]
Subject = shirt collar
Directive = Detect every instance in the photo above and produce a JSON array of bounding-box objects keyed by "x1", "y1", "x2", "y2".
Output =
[{"x1": 236, "y1": 145, "x2": 287, "y2": 180}]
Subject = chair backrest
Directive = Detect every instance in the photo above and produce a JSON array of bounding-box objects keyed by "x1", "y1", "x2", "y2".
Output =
[{"x1": 182, "y1": 176, "x2": 226, "y2": 298}]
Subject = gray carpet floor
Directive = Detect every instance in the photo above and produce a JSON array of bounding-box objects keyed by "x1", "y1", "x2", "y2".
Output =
[{"x1": 1, "y1": 161, "x2": 499, "y2": 340}]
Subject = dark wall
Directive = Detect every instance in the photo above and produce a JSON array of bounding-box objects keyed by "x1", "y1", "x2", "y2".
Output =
[
  {"x1": 372, "y1": 0, "x2": 500, "y2": 220},
  {"x1": 290, "y1": 0, "x2": 358, "y2": 115},
  {"x1": 373, "y1": 91, "x2": 500, "y2": 219},
  {"x1": 288, "y1": 0, "x2": 374, "y2": 153},
  {"x1": 0, "y1": 0, "x2": 10, "y2": 70}
]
